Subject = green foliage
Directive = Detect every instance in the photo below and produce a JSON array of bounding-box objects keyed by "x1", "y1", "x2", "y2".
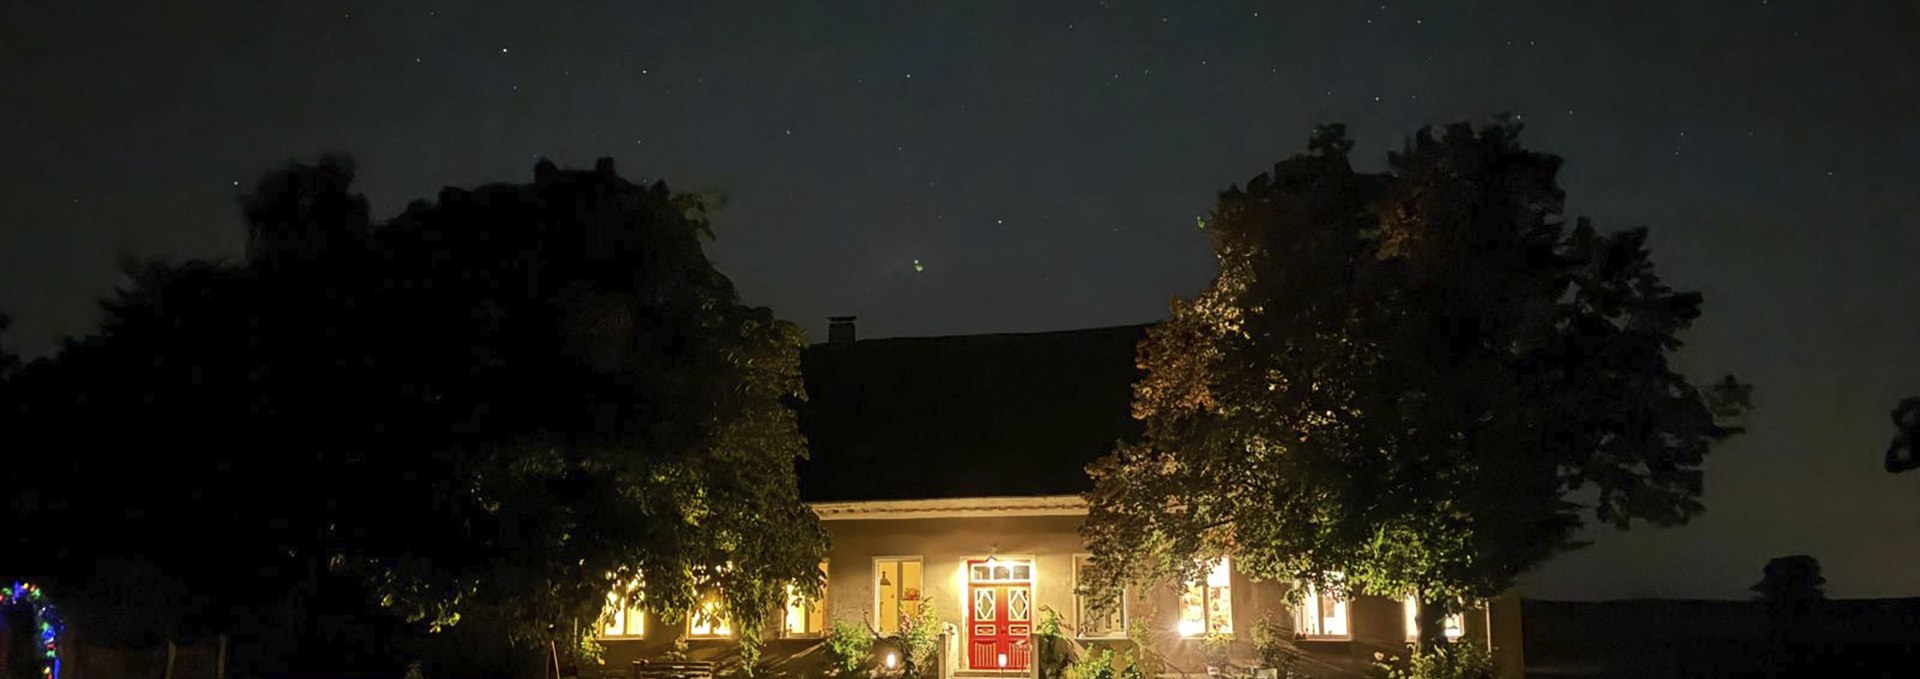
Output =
[
  {"x1": 893, "y1": 599, "x2": 941, "y2": 678},
  {"x1": 1201, "y1": 631, "x2": 1232, "y2": 668},
  {"x1": 1067, "y1": 648, "x2": 1117, "y2": 679},
  {"x1": 1372, "y1": 644, "x2": 1495, "y2": 679},
  {"x1": 1068, "y1": 649, "x2": 1150, "y2": 679},
  {"x1": 0, "y1": 157, "x2": 828, "y2": 670},
  {"x1": 1082, "y1": 120, "x2": 1750, "y2": 648},
  {"x1": 825, "y1": 620, "x2": 873, "y2": 679},
  {"x1": 1250, "y1": 615, "x2": 1301, "y2": 674},
  {"x1": 1123, "y1": 614, "x2": 1165, "y2": 677},
  {"x1": 1036, "y1": 607, "x2": 1069, "y2": 679}
]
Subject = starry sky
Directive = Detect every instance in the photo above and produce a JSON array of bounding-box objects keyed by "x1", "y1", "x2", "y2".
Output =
[{"x1": 2, "y1": 1, "x2": 1917, "y2": 601}]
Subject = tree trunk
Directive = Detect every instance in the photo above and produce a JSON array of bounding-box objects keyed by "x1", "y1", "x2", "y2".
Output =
[
  {"x1": 216, "y1": 634, "x2": 228, "y2": 679},
  {"x1": 164, "y1": 640, "x2": 178, "y2": 679},
  {"x1": 1414, "y1": 590, "x2": 1447, "y2": 654}
]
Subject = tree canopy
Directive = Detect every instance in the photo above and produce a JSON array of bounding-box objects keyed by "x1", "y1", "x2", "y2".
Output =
[
  {"x1": 0, "y1": 157, "x2": 826, "y2": 672},
  {"x1": 1080, "y1": 120, "x2": 1749, "y2": 648}
]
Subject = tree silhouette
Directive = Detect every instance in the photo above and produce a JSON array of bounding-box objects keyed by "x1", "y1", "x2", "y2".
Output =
[
  {"x1": 1080, "y1": 120, "x2": 1750, "y2": 651},
  {"x1": 1751, "y1": 555, "x2": 1826, "y2": 608},
  {"x1": 1885, "y1": 397, "x2": 1919, "y2": 473},
  {"x1": 1, "y1": 157, "x2": 827, "y2": 673}
]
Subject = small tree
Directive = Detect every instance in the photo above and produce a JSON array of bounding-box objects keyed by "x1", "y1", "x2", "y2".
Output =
[{"x1": 1083, "y1": 120, "x2": 1750, "y2": 652}]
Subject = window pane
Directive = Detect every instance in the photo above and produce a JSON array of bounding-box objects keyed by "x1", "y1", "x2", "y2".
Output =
[
  {"x1": 1072, "y1": 555, "x2": 1125, "y2": 638},
  {"x1": 690, "y1": 594, "x2": 731, "y2": 637},
  {"x1": 786, "y1": 561, "x2": 828, "y2": 635},
  {"x1": 1296, "y1": 584, "x2": 1348, "y2": 638},
  {"x1": 1402, "y1": 597, "x2": 1466, "y2": 641},
  {"x1": 600, "y1": 585, "x2": 645, "y2": 638},
  {"x1": 1182, "y1": 558, "x2": 1231, "y2": 637},
  {"x1": 877, "y1": 558, "x2": 923, "y2": 634},
  {"x1": 1178, "y1": 581, "x2": 1207, "y2": 637}
]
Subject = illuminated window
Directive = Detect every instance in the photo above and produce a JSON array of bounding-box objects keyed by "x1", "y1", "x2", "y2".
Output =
[
  {"x1": 599, "y1": 585, "x2": 646, "y2": 638},
  {"x1": 1293, "y1": 582, "x2": 1349, "y2": 639},
  {"x1": 688, "y1": 592, "x2": 732, "y2": 637},
  {"x1": 875, "y1": 558, "x2": 923, "y2": 634},
  {"x1": 785, "y1": 561, "x2": 829, "y2": 637},
  {"x1": 1072, "y1": 555, "x2": 1126, "y2": 639},
  {"x1": 1402, "y1": 597, "x2": 1466, "y2": 642},
  {"x1": 1178, "y1": 558, "x2": 1233, "y2": 637}
]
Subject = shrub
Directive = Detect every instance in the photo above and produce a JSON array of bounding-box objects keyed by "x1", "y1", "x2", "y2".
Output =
[
  {"x1": 1067, "y1": 648, "x2": 1117, "y2": 679},
  {"x1": 896, "y1": 600, "x2": 941, "y2": 678},
  {"x1": 826, "y1": 621, "x2": 873, "y2": 679},
  {"x1": 1251, "y1": 615, "x2": 1305, "y2": 677},
  {"x1": 1201, "y1": 631, "x2": 1232, "y2": 669},
  {"x1": 1372, "y1": 643, "x2": 1495, "y2": 679}
]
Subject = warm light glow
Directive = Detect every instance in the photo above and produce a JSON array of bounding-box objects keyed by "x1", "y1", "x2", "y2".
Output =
[
  {"x1": 784, "y1": 561, "x2": 829, "y2": 636},
  {"x1": 689, "y1": 594, "x2": 732, "y2": 637},
  {"x1": 997, "y1": 653, "x2": 1008, "y2": 668},
  {"x1": 1179, "y1": 558, "x2": 1233, "y2": 636},
  {"x1": 1402, "y1": 597, "x2": 1466, "y2": 641},
  {"x1": 884, "y1": 652, "x2": 898, "y2": 670},
  {"x1": 876, "y1": 558, "x2": 923, "y2": 634},
  {"x1": 1294, "y1": 580, "x2": 1349, "y2": 639}
]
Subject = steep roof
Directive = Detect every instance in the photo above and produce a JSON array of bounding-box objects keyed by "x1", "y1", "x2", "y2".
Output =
[{"x1": 797, "y1": 324, "x2": 1148, "y2": 502}]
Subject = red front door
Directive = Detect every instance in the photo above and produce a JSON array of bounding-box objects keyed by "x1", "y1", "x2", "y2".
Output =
[{"x1": 966, "y1": 558, "x2": 1033, "y2": 671}]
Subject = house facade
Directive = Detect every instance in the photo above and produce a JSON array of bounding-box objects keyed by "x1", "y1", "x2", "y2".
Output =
[{"x1": 596, "y1": 321, "x2": 1524, "y2": 678}]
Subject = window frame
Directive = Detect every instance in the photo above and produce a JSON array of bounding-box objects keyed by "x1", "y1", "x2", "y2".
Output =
[
  {"x1": 1400, "y1": 597, "x2": 1467, "y2": 643},
  {"x1": 871, "y1": 555, "x2": 925, "y2": 635},
  {"x1": 1178, "y1": 557, "x2": 1234, "y2": 638},
  {"x1": 686, "y1": 592, "x2": 733, "y2": 639},
  {"x1": 782, "y1": 561, "x2": 830, "y2": 638},
  {"x1": 1071, "y1": 554, "x2": 1128, "y2": 640},
  {"x1": 1293, "y1": 582, "x2": 1351, "y2": 641},
  {"x1": 597, "y1": 587, "x2": 647, "y2": 640}
]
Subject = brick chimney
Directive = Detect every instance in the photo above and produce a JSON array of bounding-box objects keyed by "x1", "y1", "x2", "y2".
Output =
[{"x1": 827, "y1": 316, "x2": 857, "y2": 344}]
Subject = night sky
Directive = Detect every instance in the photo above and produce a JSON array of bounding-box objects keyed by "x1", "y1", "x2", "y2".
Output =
[{"x1": 2, "y1": 1, "x2": 1916, "y2": 601}]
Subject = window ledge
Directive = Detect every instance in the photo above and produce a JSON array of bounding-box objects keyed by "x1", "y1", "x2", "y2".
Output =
[{"x1": 1295, "y1": 636, "x2": 1352, "y2": 644}]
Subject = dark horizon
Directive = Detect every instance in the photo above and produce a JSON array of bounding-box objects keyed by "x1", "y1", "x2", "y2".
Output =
[{"x1": 2, "y1": 1, "x2": 1917, "y2": 604}]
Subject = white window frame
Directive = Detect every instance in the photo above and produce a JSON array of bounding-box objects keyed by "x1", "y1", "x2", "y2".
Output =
[
  {"x1": 872, "y1": 555, "x2": 924, "y2": 635},
  {"x1": 1293, "y1": 581, "x2": 1350, "y2": 641},
  {"x1": 687, "y1": 593, "x2": 733, "y2": 638},
  {"x1": 598, "y1": 587, "x2": 646, "y2": 639},
  {"x1": 1071, "y1": 554, "x2": 1128, "y2": 639},
  {"x1": 1178, "y1": 558, "x2": 1233, "y2": 638},
  {"x1": 1401, "y1": 597, "x2": 1467, "y2": 643}
]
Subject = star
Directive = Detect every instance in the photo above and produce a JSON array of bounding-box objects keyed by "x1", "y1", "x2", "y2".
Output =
[
  {"x1": 500, "y1": 47, "x2": 509, "y2": 54},
  {"x1": 912, "y1": 259, "x2": 925, "y2": 272}
]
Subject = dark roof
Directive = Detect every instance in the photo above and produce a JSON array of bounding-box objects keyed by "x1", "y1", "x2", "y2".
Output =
[{"x1": 797, "y1": 324, "x2": 1149, "y2": 502}]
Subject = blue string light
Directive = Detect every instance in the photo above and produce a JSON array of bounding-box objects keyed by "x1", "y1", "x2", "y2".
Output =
[{"x1": 2, "y1": 581, "x2": 63, "y2": 679}]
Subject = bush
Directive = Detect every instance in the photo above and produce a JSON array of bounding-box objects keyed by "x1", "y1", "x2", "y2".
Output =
[
  {"x1": 895, "y1": 601, "x2": 941, "y2": 678},
  {"x1": 1251, "y1": 615, "x2": 1305, "y2": 677},
  {"x1": 1067, "y1": 648, "x2": 1117, "y2": 679},
  {"x1": 1372, "y1": 643, "x2": 1495, "y2": 679},
  {"x1": 1201, "y1": 631, "x2": 1232, "y2": 669},
  {"x1": 826, "y1": 621, "x2": 873, "y2": 679}
]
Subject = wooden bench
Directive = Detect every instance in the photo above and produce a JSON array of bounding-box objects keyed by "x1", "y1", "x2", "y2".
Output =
[{"x1": 630, "y1": 660, "x2": 715, "y2": 679}]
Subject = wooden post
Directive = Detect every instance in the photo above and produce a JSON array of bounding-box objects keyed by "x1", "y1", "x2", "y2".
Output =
[{"x1": 216, "y1": 634, "x2": 228, "y2": 679}]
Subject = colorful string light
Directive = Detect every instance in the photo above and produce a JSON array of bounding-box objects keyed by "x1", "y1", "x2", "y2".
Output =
[{"x1": 1, "y1": 581, "x2": 62, "y2": 679}]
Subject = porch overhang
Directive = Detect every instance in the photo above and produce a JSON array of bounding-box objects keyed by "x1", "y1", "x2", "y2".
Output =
[{"x1": 809, "y1": 495, "x2": 1088, "y2": 521}]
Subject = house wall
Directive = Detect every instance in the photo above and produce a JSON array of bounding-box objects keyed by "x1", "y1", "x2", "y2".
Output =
[{"x1": 597, "y1": 512, "x2": 1522, "y2": 679}]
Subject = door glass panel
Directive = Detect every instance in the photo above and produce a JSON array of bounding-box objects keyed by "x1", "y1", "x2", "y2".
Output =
[
  {"x1": 1012, "y1": 564, "x2": 1032, "y2": 581},
  {"x1": 974, "y1": 588, "x2": 996, "y2": 621},
  {"x1": 1008, "y1": 587, "x2": 1030, "y2": 622}
]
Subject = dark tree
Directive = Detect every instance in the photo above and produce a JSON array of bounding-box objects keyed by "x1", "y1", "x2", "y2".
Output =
[
  {"x1": 2, "y1": 157, "x2": 826, "y2": 673},
  {"x1": 1081, "y1": 120, "x2": 1750, "y2": 651},
  {"x1": 1751, "y1": 555, "x2": 1827, "y2": 607},
  {"x1": 1885, "y1": 397, "x2": 1919, "y2": 473}
]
